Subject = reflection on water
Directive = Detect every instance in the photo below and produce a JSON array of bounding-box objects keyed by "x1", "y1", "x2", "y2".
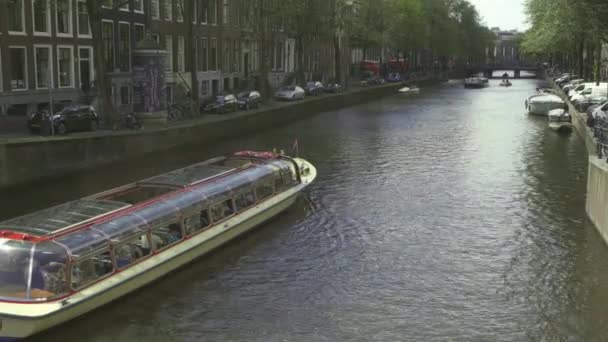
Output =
[{"x1": 5, "y1": 78, "x2": 608, "y2": 341}]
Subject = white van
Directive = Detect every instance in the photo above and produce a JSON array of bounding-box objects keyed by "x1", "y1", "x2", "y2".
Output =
[
  {"x1": 571, "y1": 84, "x2": 608, "y2": 103},
  {"x1": 568, "y1": 82, "x2": 598, "y2": 98}
]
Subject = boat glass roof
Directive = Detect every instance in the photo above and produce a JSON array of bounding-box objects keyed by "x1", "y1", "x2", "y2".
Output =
[
  {"x1": 91, "y1": 214, "x2": 148, "y2": 242},
  {"x1": 0, "y1": 199, "x2": 129, "y2": 237},
  {"x1": 54, "y1": 228, "x2": 109, "y2": 257},
  {"x1": 139, "y1": 163, "x2": 236, "y2": 188}
]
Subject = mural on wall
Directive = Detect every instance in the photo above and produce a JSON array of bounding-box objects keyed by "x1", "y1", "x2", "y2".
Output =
[{"x1": 133, "y1": 53, "x2": 166, "y2": 113}]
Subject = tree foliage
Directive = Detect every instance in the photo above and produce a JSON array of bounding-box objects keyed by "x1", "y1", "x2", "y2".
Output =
[{"x1": 523, "y1": 0, "x2": 608, "y2": 78}]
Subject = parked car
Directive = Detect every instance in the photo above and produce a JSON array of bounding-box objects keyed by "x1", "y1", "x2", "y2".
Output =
[
  {"x1": 323, "y1": 82, "x2": 343, "y2": 93},
  {"x1": 576, "y1": 95, "x2": 607, "y2": 112},
  {"x1": 591, "y1": 101, "x2": 608, "y2": 120},
  {"x1": 203, "y1": 94, "x2": 238, "y2": 113},
  {"x1": 275, "y1": 85, "x2": 305, "y2": 101},
  {"x1": 361, "y1": 74, "x2": 385, "y2": 86},
  {"x1": 387, "y1": 73, "x2": 401, "y2": 83},
  {"x1": 556, "y1": 75, "x2": 579, "y2": 87},
  {"x1": 237, "y1": 90, "x2": 262, "y2": 110},
  {"x1": 561, "y1": 79, "x2": 584, "y2": 91},
  {"x1": 586, "y1": 100, "x2": 608, "y2": 116},
  {"x1": 572, "y1": 85, "x2": 608, "y2": 104},
  {"x1": 304, "y1": 81, "x2": 324, "y2": 96},
  {"x1": 28, "y1": 104, "x2": 99, "y2": 135}
]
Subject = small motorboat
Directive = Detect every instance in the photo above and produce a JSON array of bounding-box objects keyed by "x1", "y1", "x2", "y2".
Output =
[
  {"x1": 548, "y1": 108, "x2": 574, "y2": 133},
  {"x1": 398, "y1": 86, "x2": 420, "y2": 95},
  {"x1": 464, "y1": 77, "x2": 489, "y2": 88},
  {"x1": 500, "y1": 79, "x2": 512, "y2": 87},
  {"x1": 526, "y1": 94, "x2": 566, "y2": 115}
]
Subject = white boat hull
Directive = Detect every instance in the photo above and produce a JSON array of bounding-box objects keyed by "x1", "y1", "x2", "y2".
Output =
[
  {"x1": 0, "y1": 160, "x2": 316, "y2": 340},
  {"x1": 549, "y1": 122, "x2": 574, "y2": 133},
  {"x1": 528, "y1": 102, "x2": 565, "y2": 116}
]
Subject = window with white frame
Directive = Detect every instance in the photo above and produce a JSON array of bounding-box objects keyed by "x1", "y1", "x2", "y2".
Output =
[
  {"x1": 56, "y1": 0, "x2": 72, "y2": 36},
  {"x1": 151, "y1": 0, "x2": 159, "y2": 19},
  {"x1": 164, "y1": 0, "x2": 172, "y2": 21},
  {"x1": 223, "y1": 0, "x2": 229, "y2": 24},
  {"x1": 165, "y1": 35, "x2": 173, "y2": 71},
  {"x1": 102, "y1": 20, "x2": 114, "y2": 71},
  {"x1": 119, "y1": 0, "x2": 129, "y2": 11},
  {"x1": 209, "y1": 0, "x2": 217, "y2": 25},
  {"x1": 35, "y1": 46, "x2": 52, "y2": 89},
  {"x1": 177, "y1": 0, "x2": 184, "y2": 22},
  {"x1": 177, "y1": 36, "x2": 185, "y2": 72},
  {"x1": 118, "y1": 22, "x2": 131, "y2": 71},
  {"x1": 210, "y1": 38, "x2": 217, "y2": 71},
  {"x1": 57, "y1": 46, "x2": 74, "y2": 88},
  {"x1": 77, "y1": 0, "x2": 91, "y2": 36},
  {"x1": 134, "y1": 24, "x2": 145, "y2": 43},
  {"x1": 8, "y1": 0, "x2": 25, "y2": 34},
  {"x1": 33, "y1": 0, "x2": 51, "y2": 35},
  {"x1": 120, "y1": 85, "x2": 131, "y2": 105},
  {"x1": 78, "y1": 47, "x2": 94, "y2": 90},
  {"x1": 134, "y1": 0, "x2": 144, "y2": 13},
  {"x1": 201, "y1": 0, "x2": 208, "y2": 24},
  {"x1": 201, "y1": 38, "x2": 208, "y2": 72},
  {"x1": 9, "y1": 47, "x2": 27, "y2": 90}
]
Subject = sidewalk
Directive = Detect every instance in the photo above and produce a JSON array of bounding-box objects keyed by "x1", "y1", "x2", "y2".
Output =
[{"x1": 0, "y1": 81, "x2": 413, "y2": 144}]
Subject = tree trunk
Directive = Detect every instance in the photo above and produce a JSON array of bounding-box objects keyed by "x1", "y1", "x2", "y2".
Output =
[
  {"x1": 184, "y1": 2, "x2": 200, "y2": 116},
  {"x1": 596, "y1": 40, "x2": 602, "y2": 85},
  {"x1": 295, "y1": 36, "x2": 306, "y2": 84},
  {"x1": 334, "y1": 34, "x2": 341, "y2": 84},
  {"x1": 578, "y1": 39, "x2": 585, "y2": 78},
  {"x1": 253, "y1": 0, "x2": 271, "y2": 97},
  {"x1": 86, "y1": 0, "x2": 119, "y2": 128},
  {"x1": 258, "y1": 35, "x2": 272, "y2": 96}
]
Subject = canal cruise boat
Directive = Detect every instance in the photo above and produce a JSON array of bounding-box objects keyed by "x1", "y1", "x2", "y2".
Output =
[{"x1": 0, "y1": 151, "x2": 316, "y2": 340}]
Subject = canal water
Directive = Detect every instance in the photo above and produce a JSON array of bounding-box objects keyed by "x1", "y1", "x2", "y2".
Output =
[{"x1": 5, "y1": 76, "x2": 608, "y2": 341}]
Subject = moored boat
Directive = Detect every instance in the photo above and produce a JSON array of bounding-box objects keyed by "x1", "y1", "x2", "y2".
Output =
[
  {"x1": 526, "y1": 94, "x2": 566, "y2": 116},
  {"x1": 464, "y1": 77, "x2": 489, "y2": 89},
  {"x1": 548, "y1": 108, "x2": 573, "y2": 133},
  {"x1": 398, "y1": 86, "x2": 420, "y2": 95},
  {"x1": 0, "y1": 151, "x2": 316, "y2": 340}
]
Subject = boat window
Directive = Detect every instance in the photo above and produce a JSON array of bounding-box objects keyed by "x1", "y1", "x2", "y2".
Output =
[
  {"x1": 30, "y1": 241, "x2": 69, "y2": 299},
  {"x1": 71, "y1": 250, "x2": 113, "y2": 290},
  {"x1": 235, "y1": 188, "x2": 256, "y2": 211},
  {"x1": 274, "y1": 169, "x2": 296, "y2": 192},
  {"x1": 211, "y1": 199, "x2": 235, "y2": 222},
  {"x1": 114, "y1": 236, "x2": 151, "y2": 269},
  {"x1": 255, "y1": 179, "x2": 274, "y2": 200},
  {"x1": 149, "y1": 222, "x2": 183, "y2": 251},
  {"x1": 0, "y1": 240, "x2": 32, "y2": 300},
  {"x1": 184, "y1": 209, "x2": 211, "y2": 236}
]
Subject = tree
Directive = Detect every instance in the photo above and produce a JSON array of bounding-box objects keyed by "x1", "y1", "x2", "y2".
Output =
[
  {"x1": 178, "y1": 0, "x2": 201, "y2": 117},
  {"x1": 85, "y1": 0, "x2": 122, "y2": 128},
  {"x1": 523, "y1": 0, "x2": 608, "y2": 80}
]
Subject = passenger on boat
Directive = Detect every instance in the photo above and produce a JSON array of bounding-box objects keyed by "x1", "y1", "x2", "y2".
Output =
[
  {"x1": 167, "y1": 223, "x2": 182, "y2": 243},
  {"x1": 116, "y1": 244, "x2": 144, "y2": 268},
  {"x1": 140, "y1": 234, "x2": 164, "y2": 252}
]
